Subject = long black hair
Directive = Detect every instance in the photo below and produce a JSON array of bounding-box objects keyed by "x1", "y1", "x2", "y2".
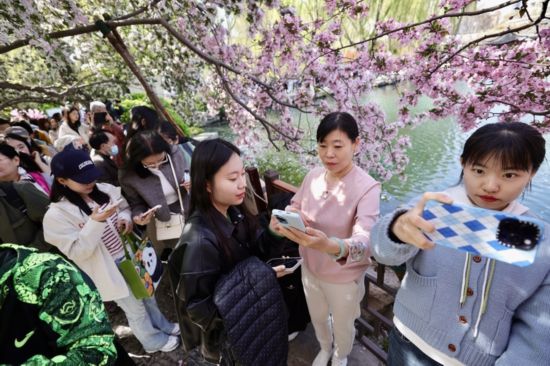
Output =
[
  {"x1": 123, "y1": 130, "x2": 171, "y2": 178},
  {"x1": 189, "y1": 138, "x2": 257, "y2": 264},
  {"x1": 67, "y1": 106, "x2": 81, "y2": 132}
]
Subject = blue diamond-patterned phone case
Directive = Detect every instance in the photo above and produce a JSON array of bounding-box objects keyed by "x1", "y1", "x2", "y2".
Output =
[{"x1": 422, "y1": 201, "x2": 545, "y2": 267}]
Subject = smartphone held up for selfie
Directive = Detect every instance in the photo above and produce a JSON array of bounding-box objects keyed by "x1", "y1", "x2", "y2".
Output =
[
  {"x1": 272, "y1": 209, "x2": 307, "y2": 232},
  {"x1": 267, "y1": 257, "x2": 303, "y2": 273},
  {"x1": 422, "y1": 200, "x2": 545, "y2": 267}
]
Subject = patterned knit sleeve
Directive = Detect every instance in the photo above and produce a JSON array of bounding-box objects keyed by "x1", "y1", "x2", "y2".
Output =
[{"x1": 16, "y1": 253, "x2": 116, "y2": 366}]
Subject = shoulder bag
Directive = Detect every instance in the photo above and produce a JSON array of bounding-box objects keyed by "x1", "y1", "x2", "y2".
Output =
[{"x1": 155, "y1": 153, "x2": 185, "y2": 241}]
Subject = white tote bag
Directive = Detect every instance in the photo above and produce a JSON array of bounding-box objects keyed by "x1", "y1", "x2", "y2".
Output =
[{"x1": 155, "y1": 154, "x2": 185, "y2": 241}]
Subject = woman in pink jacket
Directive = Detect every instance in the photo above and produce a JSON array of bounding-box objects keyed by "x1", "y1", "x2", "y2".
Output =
[{"x1": 273, "y1": 112, "x2": 381, "y2": 366}]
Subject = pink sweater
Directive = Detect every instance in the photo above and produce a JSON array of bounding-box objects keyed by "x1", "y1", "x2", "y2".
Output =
[{"x1": 291, "y1": 165, "x2": 381, "y2": 283}]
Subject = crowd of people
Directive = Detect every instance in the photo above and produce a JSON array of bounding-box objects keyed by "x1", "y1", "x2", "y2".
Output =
[{"x1": 0, "y1": 104, "x2": 549, "y2": 366}]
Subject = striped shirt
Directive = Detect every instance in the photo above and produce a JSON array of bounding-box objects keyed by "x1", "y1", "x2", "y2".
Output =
[{"x1": 89, "y1": 202, "x2": 125, "y2": 259}]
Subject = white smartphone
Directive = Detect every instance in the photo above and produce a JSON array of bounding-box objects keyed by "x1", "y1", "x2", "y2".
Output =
[
  {"x1": 98, "y1": 198, "x2": 124, "y2": 213},
  {"x1": 141, "y1": 204, "x2": 162, "y2": 217},
  {"x1": 267, "y1": 257, "x2": 303, "y2": 273},
  {"x1": 272, "y1": 209, "x2": 307, "y2": 232}
]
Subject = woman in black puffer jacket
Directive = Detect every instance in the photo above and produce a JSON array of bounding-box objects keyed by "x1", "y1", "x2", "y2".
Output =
[{"x1": 168, "y1": 139, "x2": 287, "y2": 365}]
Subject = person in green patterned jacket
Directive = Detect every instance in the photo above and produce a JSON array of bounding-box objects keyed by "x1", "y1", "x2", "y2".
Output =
[{"x1": 0, "y1": 243, "x2": 117, "y2": 365}]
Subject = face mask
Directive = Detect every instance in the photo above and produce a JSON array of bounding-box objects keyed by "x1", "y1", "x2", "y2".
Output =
[{"x1": 110, "y1": 145, "x2": 119, "y2": 156}]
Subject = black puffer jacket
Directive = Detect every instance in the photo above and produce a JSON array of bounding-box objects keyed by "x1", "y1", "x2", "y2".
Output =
[
  {"x1": 214, "y1": 256, "x2": 287, "y2": 366},
  {"x1": 168, "y1": 206, "x2": 284, "y2": 363}
]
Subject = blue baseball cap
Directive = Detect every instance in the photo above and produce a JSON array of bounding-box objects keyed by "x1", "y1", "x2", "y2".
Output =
[{"x1": 50, "y1": 149, "x2": 101, "y2": 184}]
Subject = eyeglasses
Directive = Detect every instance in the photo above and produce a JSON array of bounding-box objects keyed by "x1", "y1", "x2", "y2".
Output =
[{"x1": 142, "y1": 153, "x2": 168, "y2": 169}]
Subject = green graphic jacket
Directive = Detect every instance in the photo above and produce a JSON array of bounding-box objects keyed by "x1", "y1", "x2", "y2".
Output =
[{"x1": 0, "y1": 244, "x2": 116, "y2": 365}]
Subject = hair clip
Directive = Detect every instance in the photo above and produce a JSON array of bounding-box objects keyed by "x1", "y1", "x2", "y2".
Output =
[{"x1": 496, "y1": 218, "x2": 540, "y2": 251}]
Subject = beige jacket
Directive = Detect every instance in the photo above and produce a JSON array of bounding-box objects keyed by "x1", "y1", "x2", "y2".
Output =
[{"x1": 43, "y1": 183, "x2": 130, "y2": 301}]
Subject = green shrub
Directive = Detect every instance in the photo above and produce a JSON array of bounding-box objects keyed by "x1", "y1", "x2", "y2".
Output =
[{"x1": 255, "y1": 151, "x2": 308, "y2": 187}]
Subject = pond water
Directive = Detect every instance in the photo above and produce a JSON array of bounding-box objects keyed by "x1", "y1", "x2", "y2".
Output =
[{"x1": 204, "y1": 86, "x2": 550, "y2": 222}]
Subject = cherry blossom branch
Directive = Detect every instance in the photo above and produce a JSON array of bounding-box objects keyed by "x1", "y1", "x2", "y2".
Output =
[
  {"x1": 112, "y1": 0, "x2": 161, "y2": 21},
  {"x1": 0, "y1": 18, "x2": 163, "y2": 55},
  {"x1": 431, "y1": 0, "x2": 548, "y2": 73},
  {"x1": 214, "y1": 66, "x2": 300, "y2": 149},
  {"x1": 159, "y1": 18, "x2": 311, "y2": 113},
  {"x1": 331, "y1": 0, "x2": 522, "y2": 52},
  {"x1": 486, "y1": 99, "x2": 550, "y2": 116},
  {"x1": 0, "y1": 79, "x2": 126, "y2": 111}
]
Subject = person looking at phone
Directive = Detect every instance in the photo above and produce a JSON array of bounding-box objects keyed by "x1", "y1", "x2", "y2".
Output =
[
  {"x1": 57, "y1": 105, "x2": 90, "y2": 145},
  {"x1": 168, "y1": 138, "x2": 285, "y2": 364},
  {"x1": 43, "y1": 148, "x2": 180, "y2": 354},
  {"x1": 272, "y1": 112, "x2": 381, "y2": 366},
  {"x1": 371, "y1": 122, "x2": 550, "y2": 365},
  {"x1": 119, "y1": 130, "x2": 190, "y2": 255}
]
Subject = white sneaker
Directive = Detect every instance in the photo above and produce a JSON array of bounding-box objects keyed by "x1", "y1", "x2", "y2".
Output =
[
  {"x1": 288, "y1": 331, "x2": 299, "y2": 342},
  {"x1": 312, "y1": 349, "x2": 332, "y2": 366},
  {"x1": 331, "y1": 356, "x2": 348, "y2": 366},
  {"x1": 170, "y1": 322, "x2": 180, "y2": 336},
  {"x1": 146, "y1": 335, "x2": 180, "y2": 353}
]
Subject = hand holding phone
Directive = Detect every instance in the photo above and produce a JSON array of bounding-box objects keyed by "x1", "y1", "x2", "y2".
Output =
[
  {"x1": 422, "y1": 200, "x2": 545, "y2": 266},
  {"x1": 272, "y1": 209, "x2": 307, "y2": 232},
  {"x1": 98, "y1": 198, "x2": 124, "y2": 213},
  {"x1": 141, "y1": 204, "x2": 162, "y2": 218}
]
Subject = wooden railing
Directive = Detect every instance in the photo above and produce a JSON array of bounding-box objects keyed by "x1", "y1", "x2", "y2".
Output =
[{"x1": 247, "y1": 167, "x2": 397, "y2": 364}]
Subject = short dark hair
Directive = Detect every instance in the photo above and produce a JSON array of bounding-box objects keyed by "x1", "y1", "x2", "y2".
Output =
[
  {"x1": 123, "y1": 130, "x2": 171, "y2": 178},
  {"x1": 0, "y1": 143, "x2": 19, "y2": 159},
  {"x1": 316, "y1": 112, "x2": 359, "y2": 143},
  {"x1": 461, "y1": 122, "x2": 546, "y2": 173},
  {"x1": 89, "y1": 130, "x2": 112, "y2": 150}
]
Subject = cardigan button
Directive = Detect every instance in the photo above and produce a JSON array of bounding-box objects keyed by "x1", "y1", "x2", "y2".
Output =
[
  {"x1": 472, "y1": 255, "x2": 482, "y2": 263},
  {"x1": 466, "y1": 287, "x2": 474, "y2": 296},
  {"x1": 459, "y1": 315, "x2": 468, "y2": 324},
  {"x1": 448, "y1": 344, "x2": 457, "y2": 352}
]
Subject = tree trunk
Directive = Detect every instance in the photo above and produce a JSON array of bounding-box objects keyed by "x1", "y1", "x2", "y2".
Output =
[{"x1": 104, "y1": 26, "x2": 186, "y2": 137}]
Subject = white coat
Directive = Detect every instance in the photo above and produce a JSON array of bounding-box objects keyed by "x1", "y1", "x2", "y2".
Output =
[{"x1": 43, "y1": 183, "x2": 130, "y2": 301}]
